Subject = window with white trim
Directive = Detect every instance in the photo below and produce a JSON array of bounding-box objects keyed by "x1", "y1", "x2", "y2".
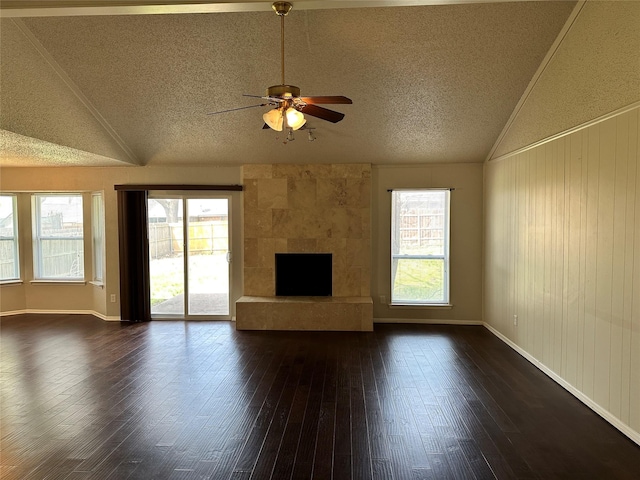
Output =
[
  {"x1": 92, "y1": 193, "x2": 105, "y2": 283},
  {"x1": 0, "y1": 194, "x2": 20, "y2": 282},
  {"x1": 391, "y1": 189, "x2": 450, "y2": 305},
  {"x1": 32, "y1": 194, "x2": 84, "y2": 280}
]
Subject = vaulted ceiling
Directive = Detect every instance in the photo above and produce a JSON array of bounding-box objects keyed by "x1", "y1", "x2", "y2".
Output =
[{"x1": 0, "y1": 0, "x2": 577, "y2": 167}]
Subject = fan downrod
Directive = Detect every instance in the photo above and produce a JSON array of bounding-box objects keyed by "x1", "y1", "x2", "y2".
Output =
[{"x1": 272, "y1": 2, "x2": 292, "y2": 16}]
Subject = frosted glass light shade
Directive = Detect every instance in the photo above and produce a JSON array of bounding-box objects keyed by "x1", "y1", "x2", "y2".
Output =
[
  {"x1": 285, "y1": 107, "x2": 306, "y2": 130},
  {"x1": 263, "y1": 109, "x2": 283, "y2": 131}
]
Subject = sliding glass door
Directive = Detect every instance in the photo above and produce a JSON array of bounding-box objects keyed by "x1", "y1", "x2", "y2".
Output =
[{"x1": 148, "y1": 195, "x2": 230, "y2": 319}]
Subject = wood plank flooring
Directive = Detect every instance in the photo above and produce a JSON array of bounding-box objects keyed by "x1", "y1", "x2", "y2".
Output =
[{"x1": 1, "y1": 314, "x2": 639, "y2": 479}]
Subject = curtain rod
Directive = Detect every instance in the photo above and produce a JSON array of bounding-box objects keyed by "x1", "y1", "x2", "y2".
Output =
[
  {"x1": 115, "y1": 184, "x2": 243, "y2": 191},
  {"x1": 387, "y1": 188, "x2": 455, "y2": 192}
]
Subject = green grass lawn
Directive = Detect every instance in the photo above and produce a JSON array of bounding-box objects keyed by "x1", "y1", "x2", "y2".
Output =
[
  {"x1": 392, "y1": 258, "x2": 445, "y2": 302},
  {"x1": 149, "y1": 253, "x2": 228, "y2": 306}
]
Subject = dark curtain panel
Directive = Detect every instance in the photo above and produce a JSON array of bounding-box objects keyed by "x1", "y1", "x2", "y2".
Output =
[{"x1": 117, "y1": 190, "x2": 150, "y2": 322}]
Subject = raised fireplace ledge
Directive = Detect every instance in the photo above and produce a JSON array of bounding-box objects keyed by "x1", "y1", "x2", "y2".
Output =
[{"x1": 235, "y1": 296, "x2": 373, "y2": 331}]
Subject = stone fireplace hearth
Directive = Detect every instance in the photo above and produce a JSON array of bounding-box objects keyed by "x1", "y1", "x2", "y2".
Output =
[{"x1": 236, "y1": 163, "x2": 373, "y2": 331}]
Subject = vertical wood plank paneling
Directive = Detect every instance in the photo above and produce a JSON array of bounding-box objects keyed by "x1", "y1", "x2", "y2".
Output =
[
  {"x1": 630, "y1": 111, "x2": 640, "y2": 433},
  {"x1": 511, "y1": 156, "x2": 519, "y2": 340},
  {"x1": 561, "y1": 136, "x2": 571, "y2": 378},
  {"x1": 498, "y1": 160, "x2": 508, "y2": 332},
  {"x1": 516, "y1": 152, "x2": 526, "y2": 346},
  {"x1": 583, "y1": 123, "x2": 600, "y2": 399},
  {"x1": 484, "y1": 105, "x2": 640, "y2": 442},
  {"x1": 621, "y1": 109, "x2": 638, "y2": 425},
  {"x1": 509, "y1": 157, "x2": 516, "y2": 337},
  {"x1": 577, "y1": 129, "x2": 589, "y2": 392},
  {"x1": 565, "y1": 130, "x2": 583, "y2": 386},
  {"x1": 524, "y1": 150, "x2": 534, "y2": 353},
  {"x1": 609, "y1": 113, "x2": 630, "y2": 419},
  {"x1": 531, "y1": 147, "x2": 537, "y2": 356},
  {"x1": 594, "y1": 118, "x2": 616, "y2": 409},
  {"x1": 543, "y1": 142, "x2": 553, "y2": 367},
  {"x1": 534, "y1": 147, "x2": 545, "y2": 361},
  {"x1": 557, "y1": 137, "x2": 567, "y2": 375},
  {"x1": 553, "y1": 138, "x2": 565, "y2": 373}
]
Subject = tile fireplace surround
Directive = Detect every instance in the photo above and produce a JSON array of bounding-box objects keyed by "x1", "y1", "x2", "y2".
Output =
[{"x1": 236, "y1": 163, "x2": 373, "y2": 331}]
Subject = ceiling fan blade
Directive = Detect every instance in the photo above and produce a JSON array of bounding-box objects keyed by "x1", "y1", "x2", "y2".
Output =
[
  {"x1": 297, "y1": 104, "x2": 345, "y2": 123},
  {"x1": 299, "y1": 96, "x2": 352, "y2": 105},
  {"x1": 207, "y1": 104, "x2": 267, "y2": 115},
  {"x1": 243, "y1": 94, "x2": 285, "y2": 103}
]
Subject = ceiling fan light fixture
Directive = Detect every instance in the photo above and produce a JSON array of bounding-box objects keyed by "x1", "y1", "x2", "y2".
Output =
[
  {"x1": 263, "y1": 108, "x2": 284, "y2": 131},
  {"x1": 307, "y1": 129, "x2": 316, "y2": 142},
  {"x1": 207, "y1": 1, "x2": 351, "y2": 132},
  {"x1": 286, "y1": 107, "x2": 306, "y2": 130}
]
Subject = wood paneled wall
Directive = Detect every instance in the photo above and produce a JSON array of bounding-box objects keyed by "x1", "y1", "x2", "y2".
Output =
[{"x1": 484, "y1": 106, "x2": 640, "y2": 441}]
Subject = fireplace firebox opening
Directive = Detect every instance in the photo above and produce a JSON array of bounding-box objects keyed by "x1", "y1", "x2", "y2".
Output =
[{"x1": 275, "y1": 253, "x2": 332, "y2": 296}]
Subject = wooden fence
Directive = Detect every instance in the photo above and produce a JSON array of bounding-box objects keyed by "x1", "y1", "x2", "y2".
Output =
[
  {"x1": 0, "y1": 239, "x2": 17, "y2": 279},
  {"x1": 148, "y1": 221, "x2": 228, "y2": 260},
  {"x1": 40, "y1": 239, "x2": 84, "y2": 278}
]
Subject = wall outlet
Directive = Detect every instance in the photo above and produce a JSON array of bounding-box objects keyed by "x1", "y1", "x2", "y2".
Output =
[
  {"x1": 513, "y1": 314, "x2": 518, "y2": 326},
  {"x1": 110, "y1": 294, "x2": 116, "y2": 303}
]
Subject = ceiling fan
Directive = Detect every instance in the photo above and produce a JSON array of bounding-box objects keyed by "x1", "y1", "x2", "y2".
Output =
[{"x1": 208, "y1": 1, "x2": 352, "y2": 132}]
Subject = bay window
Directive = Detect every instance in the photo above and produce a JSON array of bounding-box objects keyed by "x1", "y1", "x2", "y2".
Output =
[
  {"x1": 0, "y1": 194, "x2": 20, "y2": 282},
  {"x1": 32, "y1": 194, "x2": 84, "y2": 280}
]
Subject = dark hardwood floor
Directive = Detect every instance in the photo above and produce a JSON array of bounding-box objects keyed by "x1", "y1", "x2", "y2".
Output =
[{"x1": 1, "y1": 315, "x2": 639, "y2": 479}]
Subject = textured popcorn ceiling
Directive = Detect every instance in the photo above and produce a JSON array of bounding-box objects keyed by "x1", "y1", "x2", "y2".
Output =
[
  {"x1": 0, "y1": 1, "x2": 577, "y2": 167},
  {"x1": 491, "y1": 0, "x2": 640, "y2": 159},
  {"x1": 0, "y1": 130, "x2": 132, "y2": 167}
]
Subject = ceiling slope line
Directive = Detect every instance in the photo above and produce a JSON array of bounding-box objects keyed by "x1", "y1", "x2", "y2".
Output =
[
  {"x1": 11, "y1": 19, "x2": 142, "y2": 166},
  {"x1": 0, "y1": 0, "x2": 549, "y2": 18},
  {"x1": 486, "y1": 100, "x2": 640, "y2": 165},
  {"x1": 484, "y1": 0, "x2": 587, "y2": 163}
]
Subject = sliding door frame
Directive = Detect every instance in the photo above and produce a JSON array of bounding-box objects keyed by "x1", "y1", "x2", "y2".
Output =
[{"x1": 148, "y1": 191, "x2": 232, "y2": 320}]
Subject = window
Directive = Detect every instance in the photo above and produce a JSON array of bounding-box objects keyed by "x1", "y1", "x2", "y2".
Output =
[
  {"x1": 32, "y1": 194, "x2": 84, "y2": 280},
  {"x1": 0, "y1": 194, "x2": 20, "y2": 282},
  {"x1": 92, "y1": 193, "x2": 105, "y2": 283},
  {"x1": 391, "y1": 189, "x2": 450, "y2": 305}
]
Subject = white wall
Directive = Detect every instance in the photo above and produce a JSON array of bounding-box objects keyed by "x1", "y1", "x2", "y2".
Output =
[
  {"x1": 372, "y1": 163, "x2": 483, "y2": 323},
  {"x1": 484, "y1": 106, "x2": 640, "y2": 442}
]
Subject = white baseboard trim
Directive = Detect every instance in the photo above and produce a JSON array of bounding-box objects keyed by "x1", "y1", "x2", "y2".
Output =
[
  {"x1": 0, "y1": 309, "x2": 122, "y2": 322},
  {"x1": 483, "y1": 323, "x2": 640, "y2": 447},
  {"x1": 374, "y1": 317, "x2": 483, "y2": 325},
  {"x1": 91, "y1": 311, "x2": 122, "y2": 322}
]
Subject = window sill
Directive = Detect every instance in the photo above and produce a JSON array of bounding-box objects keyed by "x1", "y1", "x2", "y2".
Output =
[
  {"x1": 389, "y1": 303, "x2": 453, "y2": 309},
  {"x1": 0, "y1": 280, "x2": 23, "y2": 286},
  {"x1": 30, "y1": 280, "x2": 87, "y2": 285},
  {"x1": 89, "y1": 281, "x2": 104, "y2": 288}
]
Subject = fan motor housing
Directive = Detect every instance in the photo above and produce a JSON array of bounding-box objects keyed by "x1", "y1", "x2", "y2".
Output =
[{"x1": 267, "y1": 84, "x2": 300, "y2": 98}]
